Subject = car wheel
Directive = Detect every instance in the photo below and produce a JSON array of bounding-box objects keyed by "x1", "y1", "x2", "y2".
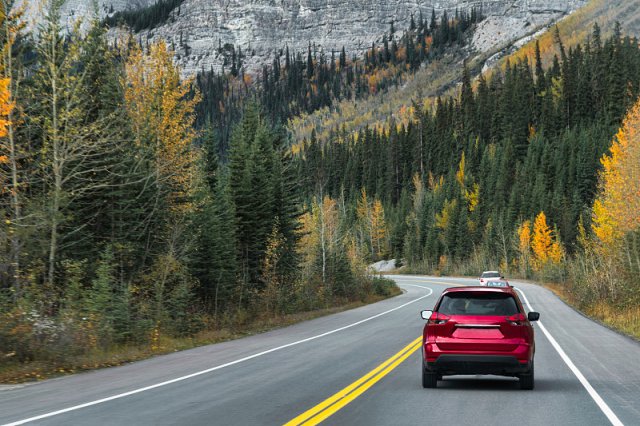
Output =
[
  {"x1": 422, "y1": 363, "x2": 438, "y2": 388},
  {"x1": 519, "y1": 361, "x2": 534, "y2": 390}
]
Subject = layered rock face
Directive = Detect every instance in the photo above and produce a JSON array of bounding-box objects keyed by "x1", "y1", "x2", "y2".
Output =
[
  {"x1": 139, "y1": 0, "x2": 586, "y2": 76},
  {"x1": 18, "y1": 0, "x2": 154, "y2": 31},
  {"x1": 21, "y1": 0, "x2": 586, "y2": 76}
]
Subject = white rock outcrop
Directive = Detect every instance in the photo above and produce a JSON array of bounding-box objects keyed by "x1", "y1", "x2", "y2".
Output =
[
  {"x1": 18, "y1": 0, "x2": 154, "y2": 31},
  {"x1": 20, "y1": 1, "x2": 586, "y2": 76}
]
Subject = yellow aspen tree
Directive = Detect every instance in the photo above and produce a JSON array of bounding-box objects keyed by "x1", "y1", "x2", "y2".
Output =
[
  {"x1": 455, "y1": 152, "x2": 466, "y2": 187},
  {"x1": 465, "y1": 183, "x2": 480, "y2": 212},
  {"x1": 370, "y1": 198, "x2": 387, "y2": 259},
  {"x1": 531, "y1": 212, "x2": 564, "y2": 270},
  {"x1": 0, "y1": 77, "x2": 12, "y2": 138},
  {"x1": 356, "y1": 187, "x2": 370, "y2": 223},
  {"x1": 517, "y1": 220, "x2": 532, "y2": 276},
  {"x1": 592, "y1": 97, "x2": 640, "y2": 246},
  {"x1": 435, "y1": 199, "x2": 457, "y2": 230},
  {"x1": 548, "y1": 238, "x2": 565, "y2": 265},
  {"x1": 532, "y1": 212, "x2": 553, "y2": 269},
  {"x1": 0, "y1": 77, "x2": 12, "y2": 183},
  {"x1": 123, "y1": 40, "x2": 201, "y2": 215},
  {"x1": 123, "y1": 40, "x2": 201, "y2": 323}
]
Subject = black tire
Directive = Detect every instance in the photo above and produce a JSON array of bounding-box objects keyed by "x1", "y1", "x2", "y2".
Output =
[
  {"x1": 519, "y1": 361, "x2": 534, "y2": 390},
  {"x1": 422, "y1": 365, "x2": 438, "y2": 388}
]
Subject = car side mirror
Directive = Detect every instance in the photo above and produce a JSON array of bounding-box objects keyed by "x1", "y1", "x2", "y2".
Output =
[
  {"x1": 421, "y1": 310, "x2": 433, "y2": 320},
  {"x1": 528, "y1": 312, "x2": 540, "y2": 322}
]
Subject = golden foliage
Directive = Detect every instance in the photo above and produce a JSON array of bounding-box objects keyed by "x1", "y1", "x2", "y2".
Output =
[
  {"x1": 532, "y1": 212, "x2": 552, "y2": 265},
  {"x1": 531, "y1": 212, "x2": 564, "y2": 270},
  {"x1": 592, "y1": 98, "x2": 640, "y2": 245},
  {"x1": 455, "y1": 152, "x2": 466, "y2": 187},
  {"x1": 517, "y1": 220, "x2": 532, "y2": 256},
  {"x1": 465, "y1": 183, "x2": 480, "y2": 212},
  {"x1": 123, "y1": 41, "x2": 201, "y2": 213},
  {"x1": 0, "y1": 78, "x2": 13, "y2": 138},
  {"x1": 435, "y1": 199, "x2": 457, "y2": 231},
  {"x1": 356, "y1": 188, "x2": 369, "y2": 223},
  {"x1": 370, "y1": 198, "x2": 387, "y2": 258}
]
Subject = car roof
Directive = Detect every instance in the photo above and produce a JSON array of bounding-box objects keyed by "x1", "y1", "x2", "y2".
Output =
[
  {"x1": 481, "y1": 270, "x2": 500, "y2": 274},
  {"x1": 442, "y1": 286, "x2": 514, "y2": 294}
]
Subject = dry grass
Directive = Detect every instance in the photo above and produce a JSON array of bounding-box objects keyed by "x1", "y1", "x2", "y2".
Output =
[
  {"x1": 584, "y1": 302, "x2": 640, "y2": 339},
  {"x1": 0, "y1": 290, "x2": 400, "y2": 384},
  {"x1": 542, "y1": 281, "x2": 640, "y2": 341}
]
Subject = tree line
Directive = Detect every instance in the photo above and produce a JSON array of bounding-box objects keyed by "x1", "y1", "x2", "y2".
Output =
[
  {"x1": 194, "y1": 8, "x2": 484, "y2": 154},
  {"x1": 295, "y1": 24, "x2": 640, "y2": 282},
  {"x1": 0, "y1": 1, "x2": 389, "y2": 369},
  {"x1": 104, "y1": 0, "x2": 185, "y2": 33}
]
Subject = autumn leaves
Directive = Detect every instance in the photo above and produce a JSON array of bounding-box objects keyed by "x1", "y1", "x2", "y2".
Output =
[
  {"x1": 592, "y1": 100, "x2": 640, "y2": 246},
  {"x1": 517, "y1": 212, "x2": 564, "y2": 276}
]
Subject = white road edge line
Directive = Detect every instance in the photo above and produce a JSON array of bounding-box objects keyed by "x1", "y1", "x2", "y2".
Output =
[
  {"x1": 515, "y1": 287, "x2": 624, "y2": 426},
  {"x1": 2, "y1": 284, "x2": 433, "y2": 426}
]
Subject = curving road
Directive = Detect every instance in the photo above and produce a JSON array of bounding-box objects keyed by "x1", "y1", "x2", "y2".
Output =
[{"x1": 1, "y1": 276, "x2": 639, "y2": 425}]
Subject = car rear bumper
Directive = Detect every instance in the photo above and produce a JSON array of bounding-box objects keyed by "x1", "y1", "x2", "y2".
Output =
[{"x1": 425, "y1": 355, "x2": 531, "y2": 376}]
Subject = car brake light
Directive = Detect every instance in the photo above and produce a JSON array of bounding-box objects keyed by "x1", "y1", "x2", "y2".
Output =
[
  {"x1": 428, "y1": 313, "x2": 450, "y2": 325},
  {"x1": 506, "y1": 313, "x2": 526, "y2": 325}
]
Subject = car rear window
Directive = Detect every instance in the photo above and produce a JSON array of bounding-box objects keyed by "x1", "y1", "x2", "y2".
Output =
[
  {"x1": 481, "y1": 272, "x2": 501, "y2": 278},
  {"x1": 437, "y1": 292, "x2": 520, "y2": 315}
]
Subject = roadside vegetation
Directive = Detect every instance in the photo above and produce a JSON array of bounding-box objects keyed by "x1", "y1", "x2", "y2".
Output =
[
  {"x1": 0, "y1": 1, "x2": 400, "y2": 382},
  {"x1": 2, "y1": 0, "x2": 639, "y2": 384},
  {"x1": 291, "y1": 21, "x2": 640, "y2": 339}
]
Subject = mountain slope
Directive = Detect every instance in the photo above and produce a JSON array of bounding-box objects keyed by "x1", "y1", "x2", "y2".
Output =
[
  {"x1": 290, "y1": 0, "x2": 640, "y2": 146},
  {"x1": 117, "y1": 0, "x2": 586, "y2": 76}
]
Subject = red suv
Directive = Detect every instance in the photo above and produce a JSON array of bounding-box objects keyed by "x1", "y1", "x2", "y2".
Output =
[{"x1": 421, "y1": 286, "x2": 539, "y2": 389}]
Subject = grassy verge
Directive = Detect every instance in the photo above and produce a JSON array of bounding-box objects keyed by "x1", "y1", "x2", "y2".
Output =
[
  {"x1": 0, "y1": 283, "x2": 400, "y2": 384},
  {"x1": 541, "y1": 281, "x2": 640, "y2": 341}
]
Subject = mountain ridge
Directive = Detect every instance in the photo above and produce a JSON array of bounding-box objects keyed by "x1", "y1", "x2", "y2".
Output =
[{"x1": 19, "y1": 0, "x2": 586, "y2": 77}]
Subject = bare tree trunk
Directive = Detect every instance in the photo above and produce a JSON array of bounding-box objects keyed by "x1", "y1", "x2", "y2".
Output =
[
  {"x1": 319, "y1": 199, "x2": 327, "y2": 287},
  {"x1": 419, "y1": 119, "x2": 424, "y2": 178},
  {"x1": 3, "y1": 11, "x2": 22, "y2": 297},
  {"x1": 47, "y1": 57, "x2": 59, "y2": 287}
]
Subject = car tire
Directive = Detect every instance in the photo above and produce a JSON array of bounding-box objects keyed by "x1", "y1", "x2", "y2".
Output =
[
  {"x1": 519, "y1": 361, "x2": 534, "y2": 390},
  {"x1": 422, "y1": 365, "x2": 438, "y2": 388}
]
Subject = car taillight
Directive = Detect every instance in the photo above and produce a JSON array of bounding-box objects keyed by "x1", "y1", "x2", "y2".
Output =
[
  {"x1": 428, "y1": 313, "x2": 450, "y2": 325},
  {"x1": 506, "y1": 313, "x2": 526, "y2": 325}
]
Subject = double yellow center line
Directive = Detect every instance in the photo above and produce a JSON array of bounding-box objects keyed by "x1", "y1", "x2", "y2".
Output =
[{"x1": 284, "y1": 336, "x2": 422, "y2": 426}]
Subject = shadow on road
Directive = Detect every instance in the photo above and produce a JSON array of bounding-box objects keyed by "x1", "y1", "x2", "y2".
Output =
[{"x1": 431, "y1": 376, "x2": 576, "y2": 392}]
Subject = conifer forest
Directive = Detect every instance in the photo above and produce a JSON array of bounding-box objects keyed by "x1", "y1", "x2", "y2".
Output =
[{"x1": 1, "y1": 0, "x2": 639, "y2": 377}]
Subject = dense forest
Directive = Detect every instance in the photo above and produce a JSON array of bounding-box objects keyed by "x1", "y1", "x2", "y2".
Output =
[
  {"x1": 299, "y1": 24, "x2": 639, "y2": 256},
  {"x1": 295, "y1": 23, "x2": 640, "y2": 315},
  {"x1": 2, "y1": 0, "x2": 640, "y2": 378},
  {"x1": 0, "y1": 1, "x2": 395, "y2": 375},
  {"x1": 194, "y1": 8, "x2": 483, "y2": 154}
]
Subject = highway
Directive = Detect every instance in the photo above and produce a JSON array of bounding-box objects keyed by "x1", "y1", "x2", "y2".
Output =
[{"x1": 1, "y1": 276, "x2": 639, "y2": 425}]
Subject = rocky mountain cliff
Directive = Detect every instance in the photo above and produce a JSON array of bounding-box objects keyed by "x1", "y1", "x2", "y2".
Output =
[
  {"x1": 21, "y1": 0, "x2": 586, "y2": 76},
  {"x1": 18, "y1": 0, "x2": 154, "y2": 31}
]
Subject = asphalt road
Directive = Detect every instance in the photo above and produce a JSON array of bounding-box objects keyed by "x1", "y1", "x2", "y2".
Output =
[{"x1": 1, "y1": 276, "x2": 639, "y2": 425}]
